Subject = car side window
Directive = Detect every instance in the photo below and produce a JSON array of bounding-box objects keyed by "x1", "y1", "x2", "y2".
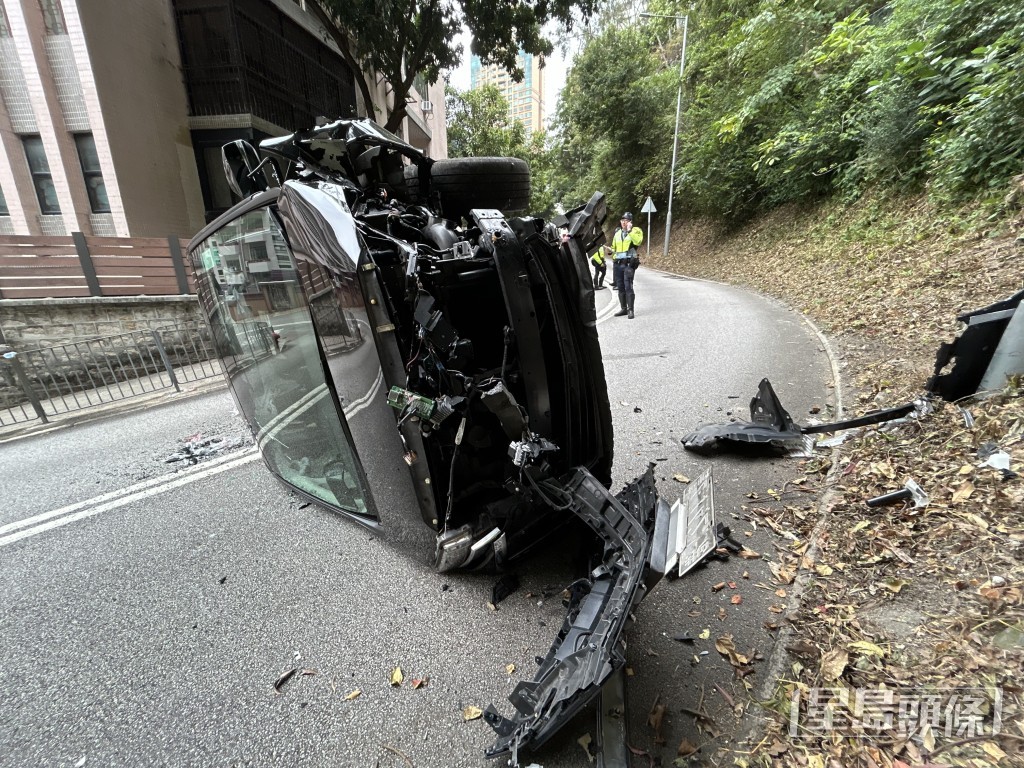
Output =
[{"x1": 192, "y1": 207, "x2": 372, "y2": 519}]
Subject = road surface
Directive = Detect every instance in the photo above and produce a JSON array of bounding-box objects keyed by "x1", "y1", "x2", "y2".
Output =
[{"x1": 0, "y1": 268, "x2": 834, "y2": 767}]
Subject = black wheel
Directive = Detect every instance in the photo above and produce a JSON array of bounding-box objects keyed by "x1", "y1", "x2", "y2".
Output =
[{"x1": 407, "y1": 157, "x2": 531, "y2": 219}]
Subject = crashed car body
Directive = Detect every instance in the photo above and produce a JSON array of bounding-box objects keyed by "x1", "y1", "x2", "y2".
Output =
[{"x1": 187, "y1": 119, "x2": 704, "y2": 762}]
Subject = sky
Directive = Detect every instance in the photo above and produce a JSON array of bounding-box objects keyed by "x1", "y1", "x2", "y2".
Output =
[{"x1": 446, "y1": 28, "x2": 574, "y2": 128}]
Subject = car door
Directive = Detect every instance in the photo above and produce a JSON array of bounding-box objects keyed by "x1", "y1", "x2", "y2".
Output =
[{"x1": 189, "y1": 192, "x2": 385, "y2": 530}]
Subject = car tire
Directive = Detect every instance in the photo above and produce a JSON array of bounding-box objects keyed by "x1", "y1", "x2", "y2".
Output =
[{"x1": 406, "y1": 157, "x2": 531, "y2": 219}]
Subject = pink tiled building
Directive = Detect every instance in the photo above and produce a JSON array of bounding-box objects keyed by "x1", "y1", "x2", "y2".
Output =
[{"x1": 0, "y1": 0, "x2": 447, "y2": 238}]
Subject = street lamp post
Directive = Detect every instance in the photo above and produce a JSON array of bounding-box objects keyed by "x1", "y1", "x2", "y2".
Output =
[{"x1": 640, "y1": 12, "x2": 689, "y2": 258}]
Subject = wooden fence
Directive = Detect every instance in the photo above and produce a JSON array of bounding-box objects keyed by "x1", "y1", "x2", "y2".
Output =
[{"x1": 0, "y1": 234, "x2": 195, "y2": 299}]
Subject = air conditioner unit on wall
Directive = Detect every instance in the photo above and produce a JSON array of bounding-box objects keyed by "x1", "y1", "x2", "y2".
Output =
[{"x1": 421, "y1": 100, "x2": 433, "y2": 114}]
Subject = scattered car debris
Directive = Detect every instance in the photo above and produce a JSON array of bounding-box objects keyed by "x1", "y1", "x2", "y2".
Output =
[
  {"x1": 164, "y1": 435, "x2": 246, "y2": 464},
  {"x1": 978, "y1": 442, "x2": 1018, "y2": 479},
  {"x1": 273, "y1": 667, "x2": 298, "y2": 694},
  {"x1": 865, "y1": 478, "x2": 929, "y2": 509},
  {"x1": 981, "y1": 450, "x2": 1017, "y2": 479},
  {"x1": 491, "y1": 573, "x2": 520, "y2": 606},
  {"x1": 682, "y1": 379, "x2": 806, "y2": 455},
  {"x1": 927, "y1": 287, "x2": 1024, "y2": 400},
  {"x1": 189, "y1": 119, "x2": 722, "y2": 766},
  {"x1": 801, "y1": 401, "x2": 919, "y2": 434},
  {"x1": 683, "y1": 378, "x2": 925, "y2": 456}
]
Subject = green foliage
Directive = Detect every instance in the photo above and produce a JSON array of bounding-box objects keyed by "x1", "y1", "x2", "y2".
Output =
[
  {"x1": 315, "y1": 0, "x2": 599, "y2": 133},
  {"x1": 548, "y1": 0, "x2": 1024, "y2": 225},
  {"x1": 446, "y1": 86, "x2": 527, "y2": 157},
  {"x1": 552, "y1": 25, "x2": 675, "y2": 215}
]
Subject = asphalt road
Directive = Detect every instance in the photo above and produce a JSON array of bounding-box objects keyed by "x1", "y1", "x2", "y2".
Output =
[{"x1": 0, "y1": 267, "x2": 835, "y2": 768}]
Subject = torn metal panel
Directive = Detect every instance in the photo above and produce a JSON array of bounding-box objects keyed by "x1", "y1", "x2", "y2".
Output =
[
  {"x1": 682, "y1": 378, "x2": 806, "y2": 455},
  {"x1": 928, "y1": 288, "x2": 1024, "y2": 401},
  {"x1": 684, "y1": 378, "x2": 924, "y2": 456}
]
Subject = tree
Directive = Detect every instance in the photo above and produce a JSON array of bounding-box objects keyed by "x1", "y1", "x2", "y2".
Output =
[
  {"x1": 551, "y1": 24, "x2": 673, "y2": 216},
  {"x1": 446, "y1": 86, "x2": 527, "y2": 157},
  {"x1": 311, "y1": 0, "x2": 600, "y2": 135}
]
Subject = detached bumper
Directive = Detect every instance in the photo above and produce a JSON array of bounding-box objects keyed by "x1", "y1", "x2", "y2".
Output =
[{"x1": 484, "y1": 465, "x2": 716, "y2": 763}]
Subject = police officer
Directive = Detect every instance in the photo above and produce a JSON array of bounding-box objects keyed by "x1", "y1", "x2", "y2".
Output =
[
  {"x1": 611, "y1": 212, "x2": 643, "y2": 318},
  {"x1": 590, "y1": 245, "x2": 609, "y2": 290}
]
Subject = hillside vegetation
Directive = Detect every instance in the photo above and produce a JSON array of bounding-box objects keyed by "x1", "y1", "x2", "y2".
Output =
[
  {"x1": 647, "y1": 163, "x2": 1024, "y2": 768},
  {"x1": 551, "y1": 0, "x2": 1024, "y2": 226}
]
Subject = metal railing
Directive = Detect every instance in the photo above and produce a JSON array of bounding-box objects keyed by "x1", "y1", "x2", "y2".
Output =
[{"x1": 0, "y1": 322, "x2": 229, "y2": 428}]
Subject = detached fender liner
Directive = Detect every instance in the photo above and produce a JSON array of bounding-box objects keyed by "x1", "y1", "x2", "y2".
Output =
[{"x1": 484, "y1": 466, "x2": 657, "y2": 761}]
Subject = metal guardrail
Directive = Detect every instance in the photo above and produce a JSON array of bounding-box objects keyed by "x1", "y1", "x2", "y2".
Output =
[{"x1": 0, "y1": 322, "x2": 239, "y2": 428}]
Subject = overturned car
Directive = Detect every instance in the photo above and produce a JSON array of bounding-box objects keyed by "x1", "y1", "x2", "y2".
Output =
[{"x1": 187, "y1": 119, "x2": 712, "y2": 764}]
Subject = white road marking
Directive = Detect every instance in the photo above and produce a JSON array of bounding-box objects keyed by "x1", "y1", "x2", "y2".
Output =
[
  {"x1": 596, "y1": 290, "x2": 620, "y2": 325},
  {"x1": 0, "y1": 450, "x2": 260, "y2": 549},
  {"x1": 343, "y1": 369, "x2": 383, "y2": 419},
  {"x1": 3, "y1": 368, "x2": 387, "y2": 549}
]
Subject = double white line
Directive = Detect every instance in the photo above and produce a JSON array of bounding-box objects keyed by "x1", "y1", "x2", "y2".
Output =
[
  {"x1": 595, "y1": 290, "x2": 621, "y2": 325},
  {"x1": 2, "y1": 369, "x2": 387, "y2": 550},
  {"x1": 0, "y1": 449, "x2": 260, "y2": 549}
]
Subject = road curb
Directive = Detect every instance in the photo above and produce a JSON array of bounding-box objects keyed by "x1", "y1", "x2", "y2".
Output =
[{"x1": 643, "y1": 264, "x2": 851, "y2": 757}]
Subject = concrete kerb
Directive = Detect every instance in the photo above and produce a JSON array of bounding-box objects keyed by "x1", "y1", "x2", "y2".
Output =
[
  {"x1": 643, "y1": 264, "x2": 849, "y2": 756},
  {"x1": 0, "y1": 376, "x2": 228, "y2": 445}
]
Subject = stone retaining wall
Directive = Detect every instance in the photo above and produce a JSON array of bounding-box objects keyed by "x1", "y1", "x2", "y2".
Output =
[{"x1": 0, "y1": 296, "x2": 203, "y2": 349}]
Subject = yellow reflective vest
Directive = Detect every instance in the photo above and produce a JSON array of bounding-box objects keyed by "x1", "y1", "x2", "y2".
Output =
[{"x1": 611, "y1": 225, "x2": 643, "y2": 258}]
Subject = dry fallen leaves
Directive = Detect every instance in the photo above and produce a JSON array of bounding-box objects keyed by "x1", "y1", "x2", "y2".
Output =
[
  {"x1": 389, "y1": 667, "x2": 404, "y2": 686},
  {"x1": 769, "y1": 561, "x2": 796, "y2": 585},
  {"x1": 647, "y1": 696, "x2": 667, "y2": 746},
  {"x1": 659, "y1": 211, "x2": 1024, "y2": 768},
  {"x1": 848, "y1": 639, "x2": 885, "y2": 658},
  {"x1": 715, "y1": 634, "x2": 751, "y2": 667},
  {"x1": 951, "y1": 479, "x2": 975, "y2": 504},
  {"x1": 462, "y1": 705, "x2": 483, "y2": 721},
  {"x1": 677, "y1": 738, "x2": 699, "y2": 758},
  {"x1": 819, "y1": 647, "x2": 848, "y2": 681}
]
